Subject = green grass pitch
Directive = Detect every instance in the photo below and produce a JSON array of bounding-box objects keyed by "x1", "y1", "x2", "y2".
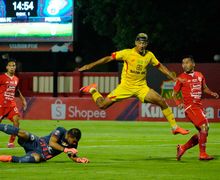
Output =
[
  {"x1": 0, "y1": 120, "x2": 219, "y2": 180},
  {"x1": 0, "y1": 23, "x2": 72, "y2": 37}
]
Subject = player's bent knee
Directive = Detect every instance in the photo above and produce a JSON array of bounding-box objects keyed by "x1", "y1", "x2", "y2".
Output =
[
  {"x1": 156, "y1": 98, "x2": 168, "y2": 109},
  {"x1": 98, "y1": 99, "x2": 112, "y2": 110},
  {"x1": 12, "y1": 115, "x2": 20, "y2": 122},
  {"x1": 13, "y1": 119, "x2": 19, "y2": 124},
  {"x1": 200, "y1": 123, "x2": 209, "y2": 132},
  {"x1": 198, "y1": 123, "x2": 209, "y2": 136},
  {"x1": 12, "y1": 153, "x2": 41, "y2": 163},
  {"x1": 18, "y1": 130, "x2": 30, "y2": 140},
  {"x1": 98, "y1": 104, "x2": 108, "y2": 110}
]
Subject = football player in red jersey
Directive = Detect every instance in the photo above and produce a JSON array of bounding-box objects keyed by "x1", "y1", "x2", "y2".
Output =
[
  {"x1": 0, "y1": 58, "x2": 27, "y2": 148},
  {"x1": 173, "y1": 56, "x2": 219, "y2": 161}
]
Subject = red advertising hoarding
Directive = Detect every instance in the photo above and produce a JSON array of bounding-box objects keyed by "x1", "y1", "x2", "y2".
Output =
[{"x1": 16, "y1": 97, "x2": 220, "y2": 122}]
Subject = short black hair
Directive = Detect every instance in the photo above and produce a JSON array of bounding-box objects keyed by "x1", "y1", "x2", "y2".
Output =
[
  {"x1": 6, "y1": 58, "x2": 16, "y2": 65},
  {"x1": 183, "y1": 55, "x2": 195, "y2": 63},
  {"x1": 67, "y1": 128, "x2": 81, "y2": 141},
  {"x1": 136, "y1": 33, "x2": 148, "y2": 42}
]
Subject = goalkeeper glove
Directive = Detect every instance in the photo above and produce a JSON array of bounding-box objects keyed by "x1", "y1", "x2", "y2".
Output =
[
  {"x1": 64, "y1": 148, "x2": 78, "y2": 155},
  {"x1": 75, "y1": 157, "x2": 89, "y2": 163}
]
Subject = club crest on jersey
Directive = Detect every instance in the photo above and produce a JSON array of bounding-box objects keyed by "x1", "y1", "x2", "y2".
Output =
[{"x1": 198, "y1": 77, "x2": 202, "y2": 82}]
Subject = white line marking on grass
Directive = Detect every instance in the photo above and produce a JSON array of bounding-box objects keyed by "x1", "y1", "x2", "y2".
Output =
[
  {"x1": 0, "y1": 147, "x2": 22, "y2": 150},
  {"x1": 86, "y1": 140, "x2": 120, "y2": 142},
  {"x1": 81, "y1": 142, "x2": 220, "y2": 148},
  {"x1": 81, "y1": 144, "x2": 171, "y2": 148}
]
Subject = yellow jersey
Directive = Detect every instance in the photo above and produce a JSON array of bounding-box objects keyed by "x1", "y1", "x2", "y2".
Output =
[{"x1": 111, "y1": 48, "x2": 160, "y2": 87}]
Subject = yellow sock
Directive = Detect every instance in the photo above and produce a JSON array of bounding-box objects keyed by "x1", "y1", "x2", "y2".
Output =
[
  {"x1": 162, "y1": 107, "x2": 177, "y2": 129},
  {"x1": 92, "y1": 91, "x2": 103, "y2": 103}
]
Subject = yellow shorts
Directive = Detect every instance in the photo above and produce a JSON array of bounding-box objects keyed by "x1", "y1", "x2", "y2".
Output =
[{"x1": 107, "y1": 84, "x2": 150, "y2": 103}]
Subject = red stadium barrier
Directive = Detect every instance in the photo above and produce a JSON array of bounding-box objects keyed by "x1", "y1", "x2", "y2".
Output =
[
  {"x1": 18, "y1": 71, "x2": 118, "y2": 97},
  {"x1": 14, "y1": 63, "x2": 219, "y2": 121},
  {"x1": 17, "y1": 63, "x2": 220, "y2": 97},
  {"x1": 16, "y1": 97, "x2": 220, "y2": 122}
]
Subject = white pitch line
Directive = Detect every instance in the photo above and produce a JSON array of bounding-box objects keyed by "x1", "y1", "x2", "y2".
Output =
[
  {"x1": 0, "y1": 147, "x2": 22, "y2": 151},
  {"x1": 80, "y1": 142, "x2": 220, "y2": 148}
]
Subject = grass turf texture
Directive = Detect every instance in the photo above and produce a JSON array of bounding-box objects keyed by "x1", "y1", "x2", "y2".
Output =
[
  {"x1": 0, "y1": 120, "x2": 219, "y2": 180},
  {"x1": 0, "y1": 23, "x2": 72, "y2": 37}
]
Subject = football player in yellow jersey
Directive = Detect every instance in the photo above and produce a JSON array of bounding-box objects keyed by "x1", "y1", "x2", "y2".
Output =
[{"x1": 79, "y1": 33, "x2": 189, "y2": 135}]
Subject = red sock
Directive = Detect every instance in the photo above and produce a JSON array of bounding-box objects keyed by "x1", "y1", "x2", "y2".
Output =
[
  {"x1": 199, "y1": 131, "x2": 207, "y2": 155},
  {"x1": 9, "y1": 135, "x2": 16, "y2": 144},
  {"x1": 182, "y1": 134, "x2": 198, "y2": 150}
]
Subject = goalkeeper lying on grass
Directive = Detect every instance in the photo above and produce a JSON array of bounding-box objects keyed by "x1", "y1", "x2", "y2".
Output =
[{"x1": 0, "y1": 124, "x2": 89, "y2": 163}]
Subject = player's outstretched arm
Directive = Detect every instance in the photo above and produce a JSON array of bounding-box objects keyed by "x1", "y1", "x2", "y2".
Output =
[
  {"x1": 203, "y1": 84, "x2": 219, "y2": 99},
  {"x1": 78, "y1": 56, "x2": 114, "y2": 71},
  {"x1": 157, "y1": 63, "x2": 176, "y2": 81},
  {"x1": 172, "y1": 90, "x2": 184, "y2": 109},
  {"x1": 157, "y1": 64, "x2": 185, "y2": 83},
  {"x1": 17, "y1": 89, "x2": 27, "y2": 111},
  {"x1": 49, "y1": 135, "x2": 78, "y2": 154}
]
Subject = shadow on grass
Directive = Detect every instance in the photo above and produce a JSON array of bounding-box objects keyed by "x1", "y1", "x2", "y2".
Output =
[
  {"x1": 47, "y1": 161, "x2": 74, "y2": 163},
  {"x1": 144, "y1": 156, "x2": 177, "y2": 161},
  {"x1": 212, "y1": 154, "x2": 219, "y2": 160}
]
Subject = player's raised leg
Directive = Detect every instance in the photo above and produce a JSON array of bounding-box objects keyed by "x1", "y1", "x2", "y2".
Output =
[
  {"x1": 80, "y1": 83, "x2": 114, "y2": 109},
  {"x1": 144, "y1": 89, "x2": 189, "y2": 135},
  {"x1": 0, "y1": 123, "x2": 30, "y2": 141}
]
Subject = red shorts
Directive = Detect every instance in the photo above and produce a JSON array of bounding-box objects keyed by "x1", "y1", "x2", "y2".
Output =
[
  {"x1": 185, "y1": 106, "x2": 208, "y2": 127},
  {"x1": 0, "y1": 106, "x2": 20, "y2": 122}
]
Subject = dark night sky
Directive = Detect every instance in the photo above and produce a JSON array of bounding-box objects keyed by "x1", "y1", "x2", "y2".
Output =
[{"x1": 0, "y1": 1, "x2": 219, "y2": 72}]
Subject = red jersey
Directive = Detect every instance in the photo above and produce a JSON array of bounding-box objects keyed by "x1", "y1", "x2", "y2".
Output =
[
  {"x1": 0, "y1": 73, "x2": 19, "y2": 107},
  {"x1": 173, "y1": 71, "x2": 206, "y2": 108}
]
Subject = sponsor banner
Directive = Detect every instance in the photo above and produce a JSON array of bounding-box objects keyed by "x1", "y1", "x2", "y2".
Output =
[
  {"x1": 139, "y1": 99, "x2": 220, "y2": 122},
  {"x1": 51, "y1": 99, "x2": 66, "y2": 119},
  {"x1": 15, "y1": 97, "x2": 220, "y2": 122},
  {"x1": 16, "y1": 97, "x2": 138, "y2": 121},
  {"x1": 0, "y1": 43, "x2": 73, "y2": 52}
]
